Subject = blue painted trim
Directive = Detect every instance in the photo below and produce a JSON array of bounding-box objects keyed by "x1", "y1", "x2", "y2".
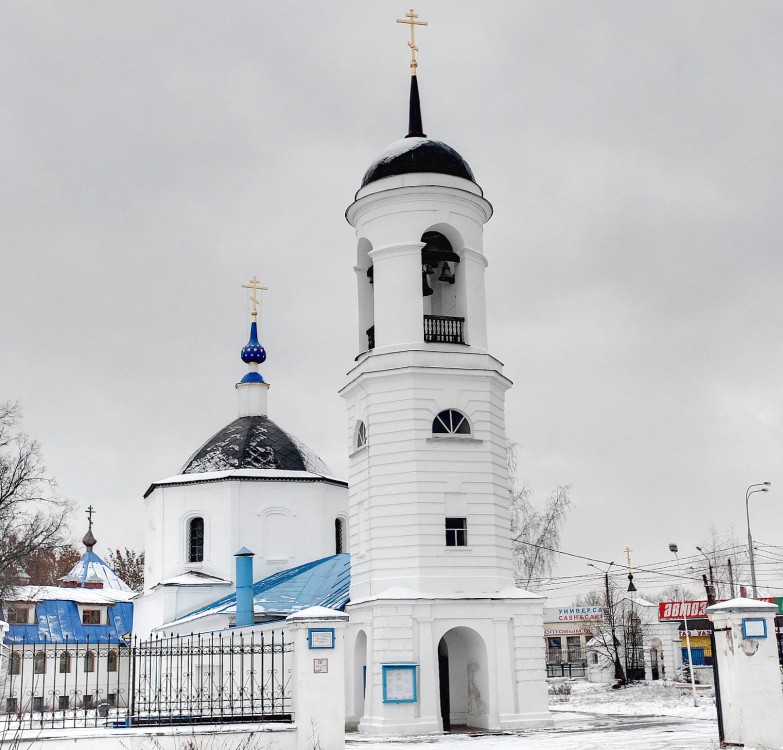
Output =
[
  {"x1": 382, "y1": 663, "x2": 418, "y2": 703},
  {"x1": 308, "y1": 628, "x2": 335, "y2": 649},
  {"x1": 741, "y1": 617, "x2": 767, "y2": 639}
]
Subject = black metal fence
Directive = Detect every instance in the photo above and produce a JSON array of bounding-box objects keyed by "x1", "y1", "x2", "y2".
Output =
[
  {"x1": 423, "y1": 315, "x2": 465, "y2": 344},
  {"x1": 546, "y1": 647, "x2": 587, "y2": 678},
  {"x1": 1, "y1": 629, "x2": 292, "y2": 729}
]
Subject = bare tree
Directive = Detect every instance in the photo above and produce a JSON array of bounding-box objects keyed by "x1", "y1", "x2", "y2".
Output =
[
  {"x1": 107, "y1": 548, "x2": 145, "y2": 592},
  {"x1": 584, "y1": 580, "x2": 653, "y2": 684},
  {"x1": 507, "y1": 442, "x2": 572, "y2": 589},
  {"x1": 18, "y1": 543, "x2": 81, "y2": 586},
  {"x1": 0, "y1": 402, "x2": 71, "y2": 601}
]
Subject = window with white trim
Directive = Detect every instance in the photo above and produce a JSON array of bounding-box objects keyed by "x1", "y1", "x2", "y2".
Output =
[
  {"x1": 432, "y1": 410, "x2": 470, "y2": 436},
  {"x1": 355, "y1": 421, "x2": 367, "y2": 449},
  {"x1": 188, "y1": 516, "x2": 205, "y2": 563},
  {"x1": 445, "y1": 517, "x2": 468, "y2": 547}
]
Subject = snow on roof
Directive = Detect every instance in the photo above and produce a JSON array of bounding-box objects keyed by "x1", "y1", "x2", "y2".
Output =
[
  {"x1": 162, "y1": 554, "x2": 350, "y2": 629},
  {"x1": 708, "y1": 597, "x2": 778, "y2": 611},
  {"x1": 63, "y1": 550, "x2": 132, "y2": 593},
  {"x1": 153, "y1": 571, "x2": 233, "y2": 588},
  {"x1": 8, "y1": 585, "x2": 133, "y2": 604},
  {"x1": 148, "y1": 467, "x2": 347, "y2": 490},
  {"x1": 3, "y1": 587, "x2": 133, "y2": 645}
]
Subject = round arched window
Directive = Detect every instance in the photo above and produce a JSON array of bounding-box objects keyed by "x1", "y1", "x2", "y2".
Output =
[
  {"x1": 355, "y1": 421, "x2": 367, "y2": 449},
  {"x1": 432, "y1": 410, "x2": 470, "y2": 436}
]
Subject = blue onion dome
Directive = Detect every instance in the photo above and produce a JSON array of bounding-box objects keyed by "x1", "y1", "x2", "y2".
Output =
[{"x1": 241, "y1": 321, "x2": 266, "y2": 365}]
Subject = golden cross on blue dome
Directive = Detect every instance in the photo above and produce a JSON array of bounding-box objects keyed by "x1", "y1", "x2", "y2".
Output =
[
  {"x1": 85, "y1": 504, "x2": 95, "y2": 531},
  {"x1": 242, "y1": 276, "x2": 268, "y2": 321}
]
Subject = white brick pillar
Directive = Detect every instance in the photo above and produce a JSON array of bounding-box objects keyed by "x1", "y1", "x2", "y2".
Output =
[
  {"x1": 707, "y1": 598, "x2": 783, "y2": 749},
  {"x1": 286, "y1": 607, "x2": 349, "y2": 750}
]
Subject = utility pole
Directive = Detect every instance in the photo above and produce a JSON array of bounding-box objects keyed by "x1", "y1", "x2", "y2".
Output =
[{"x1": 727, "y1": 558, "x2": 735, "y2": 598}]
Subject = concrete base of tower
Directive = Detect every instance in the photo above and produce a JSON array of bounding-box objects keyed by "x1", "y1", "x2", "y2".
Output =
[{"x1": 344, "y1": 593, "x2": 554, "y2": 737}]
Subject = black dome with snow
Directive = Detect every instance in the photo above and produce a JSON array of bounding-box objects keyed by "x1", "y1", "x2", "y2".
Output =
[
  {"x1": 361, "y1": 137, "x2": 476, "y2": 188},
  {"x1": 181, "y1": 416, "x2": 331, "y2": 475}
]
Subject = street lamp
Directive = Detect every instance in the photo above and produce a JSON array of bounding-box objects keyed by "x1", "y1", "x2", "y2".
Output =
[
  {"x1": 669, "y1": 543, "x2": 698, "y2": 707},
  {"x1": 745, "y1": 482, "x2": 771, "y2": 599}
]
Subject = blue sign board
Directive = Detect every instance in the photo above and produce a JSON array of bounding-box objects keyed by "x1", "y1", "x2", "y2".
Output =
[
  {"x1": 308, "y1": 628, "x2": 335, "y2": 649},
  {"x1": 382, "y1": 663, "x2": 418, "y2": 703}
]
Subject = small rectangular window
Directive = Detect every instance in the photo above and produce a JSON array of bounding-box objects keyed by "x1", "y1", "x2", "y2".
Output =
[
  {"x1": 58, "y1": 696, "x2": 69, "y2": 710},
  {"x1": 6, "y1": 698, "x2": 18, "y2": 713},
  {"x1": 32, "y1": 697, "x2": 44, "y2": 712},
  {"x1": 445, "y1": 517, "x2": 467, "y2": 547},
  {"x1": 82, "y1": 609, "x2": 101, "y2": 625},
  {"x1": 5, "y1": 605, "x2": 29, "y2": 624}
]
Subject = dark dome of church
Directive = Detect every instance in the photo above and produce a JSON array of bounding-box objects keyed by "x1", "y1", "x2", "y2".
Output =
[
  {"x1": 361, "y1": 137, "x2": 476, "y2": 188},
  {"x1": 181, "y1": 416, "x2": 331, "y2": 476}
]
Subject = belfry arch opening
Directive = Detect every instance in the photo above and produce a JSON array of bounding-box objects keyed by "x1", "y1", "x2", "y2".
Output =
[
  {"x1": 357, "y1": 238, "x2": 374, "y2": 352},
  {"x1": 437, "y1": 627, "x2": 489, "y2": 731},
  {"x1": 421, "y1": 229, "x2": 466, "y2": 344}
]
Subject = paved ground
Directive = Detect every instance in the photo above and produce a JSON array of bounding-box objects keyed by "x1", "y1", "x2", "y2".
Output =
[{"x1": 347, "y1": 710, "x2": 719, "y2": 750}]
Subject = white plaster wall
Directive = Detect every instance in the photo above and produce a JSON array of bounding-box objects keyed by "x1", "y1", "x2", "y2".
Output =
[
  {"x1": 143, "y1": 478, "x2": 347, "y2": 591},
  {"x1": 342, "y1": 354, "x2": 514, "y2": 600},
  {"x1": 346, "y1": 596, "x2": 552, "y2": 736},
  {"x1": 708, "y1": 601, "x2": 783, "y2": 749},
  {"x1": 136, "y1": 476, "x2": 347, "y2": 635}
]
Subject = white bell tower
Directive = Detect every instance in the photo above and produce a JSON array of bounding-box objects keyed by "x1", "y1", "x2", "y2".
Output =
[{"x1": 341, "y1": 15, "x2": 552, "y2": 737}]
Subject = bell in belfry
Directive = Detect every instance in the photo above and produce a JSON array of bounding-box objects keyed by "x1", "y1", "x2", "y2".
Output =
[
  {"x1": 422, "y1": 270, "x2": 434, "y2": 296},
  {"x1": 438, "y1": 262, "x2": 455, "y2": 284}
]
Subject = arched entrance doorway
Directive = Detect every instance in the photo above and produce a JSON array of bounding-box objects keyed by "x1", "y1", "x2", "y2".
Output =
[
  {"x1": 353, "y1": 630, "x2": 368, "y2": 722},
  {"x1": 437, "y1": 627, "x2": 489, "y2": 731}
]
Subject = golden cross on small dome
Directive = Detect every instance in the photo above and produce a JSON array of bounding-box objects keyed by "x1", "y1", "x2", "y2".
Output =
[
  {"x1": 85, "y1": 504, "x2": 95, "y2": 531},
  {"x1": 624, "y1": 546, "x2": 633, "y2": 571},
  {"x1": 242, "y1": 276, "x2": 268, "y2": 321},
  {"x1": 397, "y1": 9, "x2": 428, "y2": 74}
]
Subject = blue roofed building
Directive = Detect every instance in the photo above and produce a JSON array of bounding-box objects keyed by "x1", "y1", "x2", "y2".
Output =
[
  {"x1": 152, "y1": 554, "x2": 350, "y2": 636},
  {"x1": 0, "y1": 522, "x2": 134, "y2": 715}
]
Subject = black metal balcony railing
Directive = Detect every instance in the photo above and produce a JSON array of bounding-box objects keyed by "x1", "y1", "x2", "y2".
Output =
[{"x1": 424, "y1": 315, "x2": 464, "y2": 344}]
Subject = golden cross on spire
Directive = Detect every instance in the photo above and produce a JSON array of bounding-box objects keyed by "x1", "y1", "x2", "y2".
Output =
[
  {"x1": 397, "y1": 8, "x2": 428, "y2": 74},
  {"x1": 242, "y1": 276, "x2": 268, "y2": 321},
  {"x1": 624, "y1": 546, "x2": 633, "y2": 572}
]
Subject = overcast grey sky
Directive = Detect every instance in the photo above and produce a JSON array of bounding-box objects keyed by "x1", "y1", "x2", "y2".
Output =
[{"x1": 2, "y1": 2, "x2": 781, "y2": 603}]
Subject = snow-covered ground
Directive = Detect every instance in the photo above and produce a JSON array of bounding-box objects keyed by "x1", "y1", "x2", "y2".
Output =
[{"x1": 348, "y1": 682, "x2": 721, "y2": 750}]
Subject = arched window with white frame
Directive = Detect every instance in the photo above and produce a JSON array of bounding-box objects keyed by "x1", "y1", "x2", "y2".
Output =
[
  {"x1": 432, "y1": 409, "x2": 471, "y2": 436},
  {"x1": 335, "y1": 517, "x2": 346, "y2": 554},
  {"x1": 187, "y1": 516, "x2": 205, "y2": 563},
  {"x1": 355, "y1": 420, "x2": 367, "y2": 449}
]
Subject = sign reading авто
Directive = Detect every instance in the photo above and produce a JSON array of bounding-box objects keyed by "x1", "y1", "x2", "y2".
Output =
[{"x1": 659, "y1": 598, "x2": 777, "y2": 621}]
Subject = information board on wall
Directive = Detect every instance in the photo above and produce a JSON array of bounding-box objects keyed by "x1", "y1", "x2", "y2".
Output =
[{"x1": 383, "y1": 666, "x2": 416, "y2": 702}]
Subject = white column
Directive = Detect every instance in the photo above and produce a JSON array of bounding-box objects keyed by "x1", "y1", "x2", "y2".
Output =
[
  {"x1": 286, "y1": 607, "x2": 349, "y2": 750},
  {"x1": 460, "y1": 248, "x2": 488, "y2": 351},
  {"x1": 369, "y1": 243, "x2": 424, "y2": 348},
  {"x1": 707, "y1": 599, "x2": 783, "y2": 749}
]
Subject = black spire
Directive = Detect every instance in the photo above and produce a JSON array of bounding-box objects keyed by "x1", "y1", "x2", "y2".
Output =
[{"x1": 406, "y1": 75, "x2": 426, "y2": 138}]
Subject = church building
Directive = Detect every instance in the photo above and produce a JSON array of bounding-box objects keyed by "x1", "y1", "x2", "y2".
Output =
[
  {"x1": 339, "y1": 13, "x2": 551, "y2": 733},
  {"x1": 132, "y1": 11, "x2": 552, "y2": 736},
  {"x1": 132, "y1": 283, "x2": 348, "y2": 639}
]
